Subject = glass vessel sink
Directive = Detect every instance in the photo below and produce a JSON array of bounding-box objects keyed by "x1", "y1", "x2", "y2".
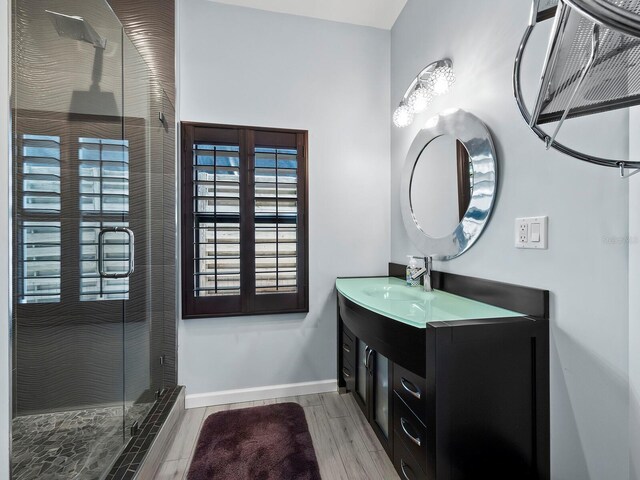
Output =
[{"x1": 336, "y1": 277, "x2": 525, "y2": 328}]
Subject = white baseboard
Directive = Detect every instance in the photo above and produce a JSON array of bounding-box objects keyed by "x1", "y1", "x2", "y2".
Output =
[{"x1": 185, "y1": 379, "x2": 337, "y2": 409}]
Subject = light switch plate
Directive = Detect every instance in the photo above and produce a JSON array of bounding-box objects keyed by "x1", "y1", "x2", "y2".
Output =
[{"x1": 515, "y1": 216, "x2": 548, "y2": 249}]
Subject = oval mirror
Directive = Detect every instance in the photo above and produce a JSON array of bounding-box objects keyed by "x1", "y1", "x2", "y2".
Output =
[{"x1": 400, "y1": 109, "x2": 497, "y2": 260}]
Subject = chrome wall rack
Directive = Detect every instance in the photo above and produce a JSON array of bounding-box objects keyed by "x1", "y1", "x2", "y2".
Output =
[{"x1": 514, "y1": 0, "x2": 640, "y2": 175}]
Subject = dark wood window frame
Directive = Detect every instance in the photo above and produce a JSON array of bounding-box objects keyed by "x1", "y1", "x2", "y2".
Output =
[{"x1": 181, "y1": 122, "x2": 309, "y2": 319}]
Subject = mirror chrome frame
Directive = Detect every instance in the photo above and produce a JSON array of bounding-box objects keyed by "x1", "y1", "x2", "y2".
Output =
[{"x1": 400, "y1": 109, "x2": 497, "y2": 260}]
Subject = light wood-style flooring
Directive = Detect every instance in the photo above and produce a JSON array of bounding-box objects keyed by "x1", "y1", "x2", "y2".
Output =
[{"x1": 155, "y1": 392, "x2": 400, "y2": 480}]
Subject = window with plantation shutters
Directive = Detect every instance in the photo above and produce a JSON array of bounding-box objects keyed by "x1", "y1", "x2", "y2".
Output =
[{"x1": 181, "y1": 123, "x2": 308, "y2": 318}]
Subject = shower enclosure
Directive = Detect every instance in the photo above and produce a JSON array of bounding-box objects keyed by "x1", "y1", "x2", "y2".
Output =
[{"x1": 10, "y1": 0, "x2": 177, "y2": 478}]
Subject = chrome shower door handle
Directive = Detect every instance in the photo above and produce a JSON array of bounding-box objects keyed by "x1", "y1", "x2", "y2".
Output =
[{"x1": 98, "y1": 227, "x2": 135, "y2": 278}]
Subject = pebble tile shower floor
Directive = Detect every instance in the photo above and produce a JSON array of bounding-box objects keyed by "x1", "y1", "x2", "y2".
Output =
[{"x1": 12, "y1": 404, "x2": 149, "y2": 480}]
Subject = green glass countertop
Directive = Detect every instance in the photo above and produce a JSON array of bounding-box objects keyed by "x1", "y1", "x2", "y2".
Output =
[{"x1": 336, "y1": 277, "x2": 525, "y2": 329}]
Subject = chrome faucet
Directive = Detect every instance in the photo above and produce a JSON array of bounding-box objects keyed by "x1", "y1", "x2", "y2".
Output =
[{"x1": 410, "y1": 256, "x2": 433, "y2": 292}]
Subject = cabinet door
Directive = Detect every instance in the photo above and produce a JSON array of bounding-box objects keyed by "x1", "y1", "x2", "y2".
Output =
[
  {"x1": 355, "y1": 339, "x2": 368, "y2": 413},
  {"x1": 372, "y1": 351, "x2": 393, "y2": 455},
  {"x1": 374, "y1": 352, "x2": 390, "y2": 437},
  {"x1": 352, "y1": 338, "x2": 393, "y2": 455}
]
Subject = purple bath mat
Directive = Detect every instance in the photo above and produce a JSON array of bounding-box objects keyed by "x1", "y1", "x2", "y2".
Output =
[{"x1": 187, "y1": 402, "x2": 321, "y2": 480}]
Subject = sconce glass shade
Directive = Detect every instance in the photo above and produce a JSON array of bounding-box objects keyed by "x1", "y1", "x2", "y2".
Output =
[
  {"x1": 393, "y1": 103, "x2": 414, "y2": 128},
  {"x1": 428, "y1": 65, "x2": 456, "y2": 96},
  {"x1": 392, "y1": 59, "x2": 454, "y2": 128},
  {"x1": 407, "y1": 83, "x2": 432, "y2": 113}
]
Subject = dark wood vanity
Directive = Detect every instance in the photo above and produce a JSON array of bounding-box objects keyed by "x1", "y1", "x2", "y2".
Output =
[{"x1": 337, "y1": 264, "x2": 550, "y2": 480}]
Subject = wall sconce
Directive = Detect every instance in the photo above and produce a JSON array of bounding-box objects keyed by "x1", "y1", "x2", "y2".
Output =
[{"x1": 393, "y1": 59, "x2": 455, "y2": 128}]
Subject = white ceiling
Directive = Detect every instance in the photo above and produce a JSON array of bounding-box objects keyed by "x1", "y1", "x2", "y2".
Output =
[{"x1": 208, "y1": 0, "x2": 408, "y2": 30}]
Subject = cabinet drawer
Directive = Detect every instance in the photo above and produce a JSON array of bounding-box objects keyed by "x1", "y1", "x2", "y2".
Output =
[
  {"x1": 394, "y1": 433, "x2": 427, "y2": 480},
  {"x1": 394, "y1": 394, "x2": 427, "y2": 471},
  {"x1": 341, "y1": 363, "x2": 355, "y2": 393},
  {"x1": 393, "y1": 363, "x2": 427, "y2": 424},
  {"x1": 341, "y1": 326, "x2": 356, "y2": 368}
]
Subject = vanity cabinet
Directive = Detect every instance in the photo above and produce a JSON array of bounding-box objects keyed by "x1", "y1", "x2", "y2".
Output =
[{"x1": 336, "y1": 268, "x2": 550, "y2": 480}]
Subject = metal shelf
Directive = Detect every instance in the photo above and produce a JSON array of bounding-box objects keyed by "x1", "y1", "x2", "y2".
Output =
[{"x1": 514, "y1": 0, "x2": 640, "y2": 174}]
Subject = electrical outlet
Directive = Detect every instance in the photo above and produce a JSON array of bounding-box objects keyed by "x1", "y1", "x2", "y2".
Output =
[
  {"x1": 518, "y1": 222, "x2": 528, "y2": 243},
  {"x1": 515, "y1": 216, "x2": 548, "y2": 249}
]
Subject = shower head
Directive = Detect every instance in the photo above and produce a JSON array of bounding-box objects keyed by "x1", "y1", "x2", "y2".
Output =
[
  {"x1": 46, "y1": 10, "x2": 107, "y2": 49},
  {"x1": 45, "y1": 11, "x2": 117, "y2": 116}
]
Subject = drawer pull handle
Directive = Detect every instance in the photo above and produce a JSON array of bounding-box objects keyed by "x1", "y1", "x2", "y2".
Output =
[
  {"x1": 400, "y1": 417, "x2": 422, "y2": 447},
  {"x1": 342, "y1": 367, "x2": 351, "y2": 378},
  {"x1": 400, "y1": 459, "x2": 413, "y2": 480},
  {"x1": 342, "y1": 343, "x2": 351, "y2": 353},
  {"x1": 401, "y1": 377, "x2": 422, "y2": 400}
]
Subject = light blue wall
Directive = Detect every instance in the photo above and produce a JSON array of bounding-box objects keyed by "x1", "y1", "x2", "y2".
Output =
[
  {"x1": 390, "y1": 1, "x2": 629, "y2": 479},
  {"x1": 629, "y1": 108, "x2": 640, "y2": 480},
  {"x1": 178, "y1": 0, "x2": 391, "y2": 397}
]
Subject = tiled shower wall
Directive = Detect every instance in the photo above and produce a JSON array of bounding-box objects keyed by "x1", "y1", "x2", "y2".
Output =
[{"x1": 107, "y1": 0, "x2": 176, "y2": 107}]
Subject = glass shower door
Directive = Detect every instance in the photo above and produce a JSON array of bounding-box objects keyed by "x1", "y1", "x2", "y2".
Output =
[{"x1": 12, "y1": 0, "x2": 130, "y2": 478}]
